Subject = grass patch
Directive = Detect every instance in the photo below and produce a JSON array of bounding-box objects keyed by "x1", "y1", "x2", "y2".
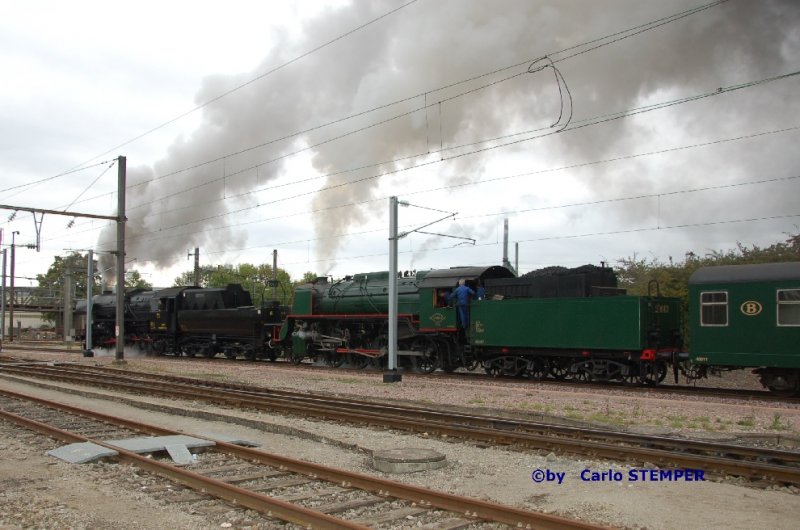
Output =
[
  {"x1": 196, "y1": 372, "x2": 230, "y2": 380},
  {"x1": 666, "y1": 415, "x2": 688, "y2": 429},
  {"x1": 737, "y1": 415, "x2": 756, "y2": 428},
  {"x1": 768, "y1": 413, "x2": 792, "y2": 431}
]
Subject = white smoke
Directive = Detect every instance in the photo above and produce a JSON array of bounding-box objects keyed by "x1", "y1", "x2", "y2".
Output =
[{"x1": 99, "y1": 0, "x2": 800, "y2": 278}]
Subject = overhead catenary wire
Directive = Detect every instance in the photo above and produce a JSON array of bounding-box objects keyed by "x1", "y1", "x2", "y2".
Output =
[
  {"x1": 63, "y1": 121, "x2": 800, "y2": 250},
  {"x1": 253, "y1": 211, "x2": 800, "y2": 269},
  {"x1": 40, "y1": 0, "x2": 736, "y2": 219},
  {"x1": 18, "y1": 1, "x2": 792, "y2": 272},
  {"x1": 93, "y1": 70, "x2": 800, "y2": 243},
  {"x1": 121, "y1": 0, "x2": 729, "y2": 196},
  {"x1": 118, "y1": 66, "x2": 800, "y2": 223}
]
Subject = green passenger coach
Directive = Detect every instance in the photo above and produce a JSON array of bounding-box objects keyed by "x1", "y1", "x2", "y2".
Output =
[{"x1": 689, "y1": 262, "x2": 800, "y2": 394}]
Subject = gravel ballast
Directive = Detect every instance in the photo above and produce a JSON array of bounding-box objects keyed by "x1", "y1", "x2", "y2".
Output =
[{"x1": 1, "y1": 348, "x2": 798, "y2": 529}]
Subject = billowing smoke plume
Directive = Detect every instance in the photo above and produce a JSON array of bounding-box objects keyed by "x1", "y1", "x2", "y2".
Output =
[{"x1": 99, "y1": 0, "x2": 800, "y2": 281}]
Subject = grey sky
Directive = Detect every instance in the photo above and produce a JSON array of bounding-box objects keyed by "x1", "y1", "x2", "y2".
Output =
[{"x1": 1, "y1": 0, "x2": 798, "y2": 287}]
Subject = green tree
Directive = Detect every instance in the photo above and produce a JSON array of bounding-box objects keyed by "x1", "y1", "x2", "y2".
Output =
[
  {"x1": 616, "y1": 232, "x2": 800, "y2": 297},
  {"x1": 615, "y1": 233, "x2": 800, "y2": 346},
  {"x1": 35, "y1": 253, "x2": 154, "y2": 324},
  {"x1": 35, "y1": 252, "x2": 97, "y2": 325},
  {"x1": 125, "y1": 270, "x2": 152, "y2": 291},
  {"x1": 173, "y1": 263, "x2": 296, "y2": 306},
  {"x1": 172, "y1": 265, "x2": 217, "y2": 288},
  {"x1": 297, "y1": 271, "x2": 318, "y2": 284}
]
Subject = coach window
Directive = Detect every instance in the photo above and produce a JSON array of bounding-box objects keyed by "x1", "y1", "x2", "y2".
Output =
[
  {"x1": 700, "y1": 291, "x2": 728, "y2": 326},
  {"x1": 777, "y1": 289, "x2": 800, "y2": 326}
]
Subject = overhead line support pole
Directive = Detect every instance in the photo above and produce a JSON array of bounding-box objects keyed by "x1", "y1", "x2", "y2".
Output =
[
  {"x1": 9, "y1": 231, "x2": 17, "y2": 342},
  {"x1": 115, "y1": 156, "x2": 126, "y2": 362},
  {"x1": 384, "y1": 196, "x2": 401, "y2": 383},
  {"x1": 1, "y1": 248, "x2": 5, "y2": 345},
  {"x1": 85, "y1": 250, "x2": 94, "y2": 356}
]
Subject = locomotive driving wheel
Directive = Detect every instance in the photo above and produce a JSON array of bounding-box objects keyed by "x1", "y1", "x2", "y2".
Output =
[
  {"x1": 348, "y1": 353, "x2": 371, "y2": 370},
  {"x1": 324, "y1": 351, "x2": 346, "y2": 368},
  {"x1": 435, "y1": 338, "x2": 458, "y2": 373},
  {"x1": 151, "y1": 339, "x2": 167, "y2": 356}
]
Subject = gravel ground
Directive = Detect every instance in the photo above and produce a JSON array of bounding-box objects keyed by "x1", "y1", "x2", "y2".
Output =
[{"x1": 1, "y1": 347, "x2": 799, "y2": 529}]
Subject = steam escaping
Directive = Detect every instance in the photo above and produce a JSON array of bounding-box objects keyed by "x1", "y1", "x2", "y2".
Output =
[{"x1": 98, "y1": 0, "x2": 800, "y2": 281}]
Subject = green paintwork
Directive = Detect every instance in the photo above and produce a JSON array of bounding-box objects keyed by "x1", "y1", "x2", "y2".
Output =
[
  {"x1": 290, "y1": 271, "x2": 425, "y2": 316},
  {"x1": 292, "y1": 288, "x2": 313, "y2": 315},
  {"x1": 469, "y1": 296, "x2": 681, "y2": 351},
  {"x1": 418, "y1": 287, "x2": 458, "y2": 331},
  {"x1": 689, "y1": 270, "x2": 800, "y2": 368}
]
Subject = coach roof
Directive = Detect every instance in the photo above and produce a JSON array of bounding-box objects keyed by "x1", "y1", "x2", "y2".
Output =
[{"x1": 689, "y1": 261, "x2": 800, "y2": 285}]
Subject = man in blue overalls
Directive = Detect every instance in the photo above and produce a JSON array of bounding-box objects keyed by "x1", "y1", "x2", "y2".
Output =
[{"x1": 449, "y1": 279, "x2": 475, "y2": 331}]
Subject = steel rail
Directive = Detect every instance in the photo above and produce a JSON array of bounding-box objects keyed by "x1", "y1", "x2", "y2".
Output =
[
  {"x1": 0, "y1": 405, "x2": 369, "y2": 529},
  {"x1": 2, "y1": 350, "x2": 795, "y2": 403},
  {"x1": 5, "y1": 363, "x2": 800, "y2": 471},
  {"x1": 3, "y1": 368, "x2": 800, "y2": 487},
  {"x1": 0, "y1": 388, "x2": 605, "y2": 530}
]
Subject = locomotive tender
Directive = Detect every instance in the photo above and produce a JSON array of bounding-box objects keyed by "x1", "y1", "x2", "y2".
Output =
[
  {"x1": 149, "y1": 284, "x2": 286, "y2": 359},
  {"x1": 74, "y1": 261, "x2": 800, "y2": 394}
]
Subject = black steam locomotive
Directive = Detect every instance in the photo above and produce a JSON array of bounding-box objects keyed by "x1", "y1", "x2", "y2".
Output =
[{"x1": 76, "y1": 284, "x2": 286, "y2": 360}]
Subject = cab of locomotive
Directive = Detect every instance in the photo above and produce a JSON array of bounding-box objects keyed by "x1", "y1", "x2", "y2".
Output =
[{"x1": 418, "y1": 266, "x2": 515, "y2": 334}]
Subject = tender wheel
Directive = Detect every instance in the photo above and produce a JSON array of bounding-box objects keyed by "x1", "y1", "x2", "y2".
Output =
[
  {"x1": 549, "y1": 358, "x2": 571, "y2": 380},
  {"x1": 484, "y1": 358, "x2": 503, "y2": 377},
  {"x1": 572, "y1": 370, "x2": 591, "y2": 383},
  {"x1": 525, "y1": 358, "x2": 548, "y2": 381},
  {"x1": 510, "y1": 357, "x2": 528, "y2": 377},
  {"x1": 621, "y1": 362, "x2": 639, "y2": 386},
  {"x1": 639, "y1": 360, "x2": 667, "y2": 386}
]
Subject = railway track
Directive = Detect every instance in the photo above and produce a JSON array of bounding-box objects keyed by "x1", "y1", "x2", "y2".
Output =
[
  {"x1": 2, "y1": 360, "x2": 799, "y2": 486},
  {"x1": 2, "y1": 345, "x2": 794, "y2": 404},
  {"x1": 0, "y1": 388, "x2": 602, "y2": 529}
]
